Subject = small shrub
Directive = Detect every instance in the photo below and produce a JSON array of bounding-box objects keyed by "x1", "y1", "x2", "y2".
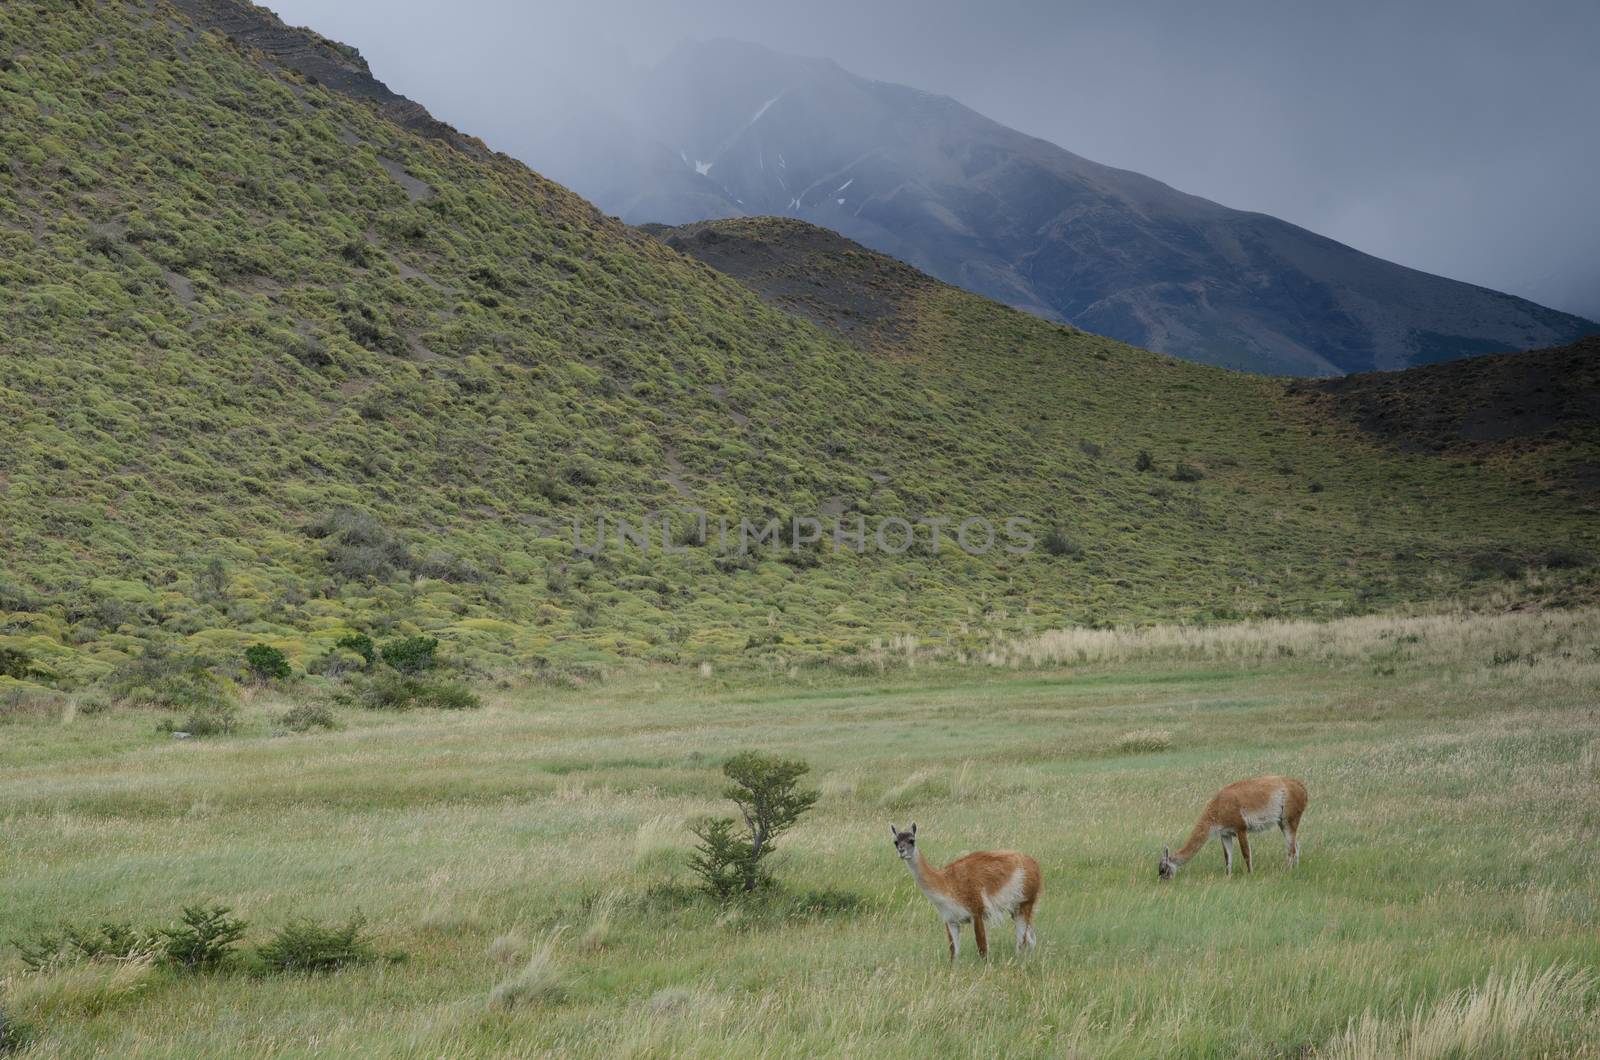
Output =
[
  {"x1": 339, "y1": 672, "x2": 480, "y2": 711},
  {"x1": 1135, "y1": 449, "x2": 1154, "y2": 472},
  {"x1": 1078, "y1": 438, "x2": 1103, "y2": 459},
  {"x1": 256, "y1": 915, "x2": 374, "y2": 974},
  {"x1": 380, "y1": 635, "x2": 438, "y2": 674},
  {"x1": 336, "y1": 633, "x2": 377, "y2": 668},
  {"x1": 1171, "y1": 462, "x2": 1205, "y2": 483},
  {"x1": 1309, "y1": 480, "x2": 1325, "y2": 493},
  {"x1": 1542, "y1": 547, "x2": 1590, "y2": 570},
  {"x1": 160, "y1": 701, "x2": 239, "y2": 737},
  {"x1": 307, "y1": 508, "x2": 414, "y2": 583},
  {"x1": 278, "y1": 701, "x2": 337, "y2": 732},
  {"x1": 1042, "y1": 529, "x2": 1084, "y2": 559},
  {"x1": 1468, "y1": 551, "x2": 1523, "y2": 581},
  {"x1": 0, "y1": 648, "x2": 35, "y2": 680},
  {"x1": 76, "y1": 695, "x2": 111, "y2": 717},
  {"x1": 161, "y1": 905, "x2": 246, "y2": 971},
  {"x1": 107, "y1": 650, "x2": 236, "y2": 714},
  {"x1": 1113, "y1": 728, "x2": 1173, "y2": 754},
  {"x1": 15, "y1": 922, "x2": 160, "y2": 972},
  {"x1": 244, "y1": 644, "x2": 291, "y2": 683},
  {"x1": 687, "y1": 818, "x2": 756, "y2": 900}
]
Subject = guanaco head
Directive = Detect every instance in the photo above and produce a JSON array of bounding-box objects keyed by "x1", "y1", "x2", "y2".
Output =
[
  {"x1": 888, "y1": 821, "x2": 918, "y2": 860},
  {"x1": 1157, "y1": 845, "x2": 1178, "y2": 881}
]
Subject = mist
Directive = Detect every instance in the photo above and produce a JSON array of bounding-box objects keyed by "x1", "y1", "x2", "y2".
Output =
[{"x1": 263, "y1": 0, "x2": 1600, "y2": 319}]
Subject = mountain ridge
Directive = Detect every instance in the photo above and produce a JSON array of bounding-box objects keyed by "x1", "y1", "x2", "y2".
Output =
[{"x1": 539, "y1": 38, "x2": 1596, "y2": 376}]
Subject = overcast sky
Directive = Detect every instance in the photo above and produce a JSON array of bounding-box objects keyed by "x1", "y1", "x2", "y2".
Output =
[{"x1": 266, "y1": 0, "x2": 1599, "y2": 319}]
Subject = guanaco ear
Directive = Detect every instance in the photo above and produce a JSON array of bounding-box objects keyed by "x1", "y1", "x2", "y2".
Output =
[
  {"x1": 888, "y1": 822, "x2": 898, "y2": 838},
  {"x1": 1163, "y1": 845, "x2": 1171, "y2": 859},
  {"x1": 910, "y1": 822, "x2": 917, "y2": 837}
]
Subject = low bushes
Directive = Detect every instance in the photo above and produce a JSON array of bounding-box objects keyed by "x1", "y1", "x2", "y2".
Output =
[
  {"x1": 255, "y1": 915, "x2": 375, "y2": 974},
  {"x1": 277, "y1": 701, "x2": 337, "y2": 732},
  {"x1": 337, "y1": 671, "x2": 479, "y2": 711},
  {"x1": 12, "y1": 906, "x2": 385, "y2": 978},
  {"x1": 243, "y1": 644, "x2": 291, "y2": 683}
]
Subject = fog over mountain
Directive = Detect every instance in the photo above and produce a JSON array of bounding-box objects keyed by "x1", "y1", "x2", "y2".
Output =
[{"x1": 262, "y1": 0, "x2": 1599, "y2": 325}]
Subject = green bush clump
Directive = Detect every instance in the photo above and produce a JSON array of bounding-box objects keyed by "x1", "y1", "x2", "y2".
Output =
[
  {"x1": 1135, "y1": 449, "x2": 1154, "y2": 472},
  {"x1": 16, "y1": 906, "x2": 243, "y2": 973},
  {"x1": 162, "y1": 905, "x2": 247, "y2": 971},
  {"x1": 1171, "y1": 462, "x2": 1205, "y2": 482},
  {"x1": 689, "y1": 751, "x2": 819, "y2": 900},
  {"x1": 336, "y1": 633, "x2": 377, "y2": 668},
  {"x1": 307, "y1": 508, "x2": 414, "y2": 583},
  {"x1": 255, "y1": 915, "x2": 375, "y2": 974},
  {"x1": 278, "y1": 701, "x2": 337, "y2": 732},
  {"x1": 15, "y1": 921, "x2": 160, "y2": 972},
  {"x1": 1042, "y1": 528, "x2": 1084, "y2": 558},
  {"x1": 244, "y1": 644, "x2": 291, "y2": 683},
  {"x1": 338, "y1": 671, "x2": 479, "y2": 711},
  {"x1": 380, "y1": 635, "x2": 438, "y2": 673},
  {"x1": 0, "y1": 648, "x2": 35, "y2": 680}
]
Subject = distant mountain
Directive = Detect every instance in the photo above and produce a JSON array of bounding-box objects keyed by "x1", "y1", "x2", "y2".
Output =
[{"x1": 540, "y1": 39, "x2": 1596, "y2": 376}]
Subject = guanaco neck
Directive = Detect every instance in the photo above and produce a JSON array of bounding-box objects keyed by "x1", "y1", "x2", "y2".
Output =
[
  {"x1": 905, "y1": 849, "x2": 946, "y2": 893},
  {"x1": 1171, "y1": 817, "x2": 1213, "y2": 866}
]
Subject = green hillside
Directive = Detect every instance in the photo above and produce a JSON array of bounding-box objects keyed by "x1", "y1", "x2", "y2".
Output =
[{"x1": 1, "y1": 1, "x2": 1595, "y2": 688}]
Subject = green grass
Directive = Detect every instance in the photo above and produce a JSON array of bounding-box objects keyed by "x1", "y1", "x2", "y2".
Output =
[
  {"x1": 2, "y1": 608, "x2": 1596, "y2": 1056},
  {"x1": 1, "y1": 2, "x2": 1597, "y2": 691}
]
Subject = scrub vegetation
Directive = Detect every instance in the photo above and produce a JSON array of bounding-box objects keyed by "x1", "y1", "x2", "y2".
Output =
[{"x1": 1, "y1": 2, "x2": 1597, "y2": 700}]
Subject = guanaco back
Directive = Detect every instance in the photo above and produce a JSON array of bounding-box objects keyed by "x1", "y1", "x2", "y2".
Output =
[
  {"x1": 890, "y1": 823, "x2": 1041, "y2": 960},
  {"x1": 1158, "y1": 775, "x2": 1307, "y2": 880}
]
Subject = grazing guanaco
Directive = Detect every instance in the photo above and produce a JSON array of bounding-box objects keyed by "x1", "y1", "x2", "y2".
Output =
[
  {"x1": 1158, "y1": 775, "x2": 1307, "y2": 880},
  {"x1": 890, "y1": 823, "x2": 1041, "y2": 960}
]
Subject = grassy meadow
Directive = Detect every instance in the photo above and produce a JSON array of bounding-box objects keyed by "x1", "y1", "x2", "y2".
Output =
[{"x1": 3, "y1": 607, "x2": 1597, "y2": 1057}]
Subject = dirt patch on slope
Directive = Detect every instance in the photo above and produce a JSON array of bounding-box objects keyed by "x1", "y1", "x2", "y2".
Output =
[
  {"x1": 644, "y1": 217, "x2": 934, "y2": 354},
  {"x1": 1295, "y1": 335, "x2": 1600, "y2": 452}
]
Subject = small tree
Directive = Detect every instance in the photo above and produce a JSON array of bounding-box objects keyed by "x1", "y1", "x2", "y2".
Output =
[
  {"x1": 244, "y1": 644, "x2": 291, "y2": 683},
  {"x1": 161, "y1": 904, "x2": 246, "y2": 971},
  {"x1": 690, "y1": 751, "x2": 819, "y2": 899},
  {"x1": 380, "y1": 635, "x2": 438, "y2": 674},
  {"x1": 336, "y1": 632, "x2": 376, "y2": 669}
]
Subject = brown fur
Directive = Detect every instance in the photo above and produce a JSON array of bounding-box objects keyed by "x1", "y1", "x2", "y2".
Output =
[
  {"x1": 1159, "y1": 775, "x2": 1307, "y2": 880},
  {"x1": 891, "y1": 824, "x2": 1041, "y2": 960}
]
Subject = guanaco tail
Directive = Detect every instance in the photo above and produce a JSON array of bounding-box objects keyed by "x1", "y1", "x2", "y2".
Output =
[
  {"x1": 890, "y1": 823, "x2": 1041, "y2": 960},
  {"x1": 1158, "y1": 775, "x2": 1307, "y2": 880}
]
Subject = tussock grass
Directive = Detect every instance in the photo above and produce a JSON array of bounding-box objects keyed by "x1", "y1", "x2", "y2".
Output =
[
  {"x1": 1113, "y1": 728, "x2": 1173, "y2": 754},
  {"x1": 488, "y1": 931, "x2": 566, "y2": 1011},
  {"x1": 1323, "y1": 964, "x2": 1597, "y2": 1060}
]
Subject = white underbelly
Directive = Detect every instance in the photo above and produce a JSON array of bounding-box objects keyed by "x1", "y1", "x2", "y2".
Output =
[
  {"x1": 981, "y1": 867, "x2": 1027, "y2": 920},
  {"x1": 930, "y1": 890, "x2": 970, "y2": 924},
  {"x1": 1241, "y1": 788, "x2": 1287, "y2": 832}
]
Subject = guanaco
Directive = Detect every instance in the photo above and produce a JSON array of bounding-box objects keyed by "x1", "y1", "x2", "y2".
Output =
[
  {"x1": 1158, "y1": 775, "x2": 1307, "y2": 880},
  {"x1": 890, "y1": 823, "x2": 1041, "y2": 960}
]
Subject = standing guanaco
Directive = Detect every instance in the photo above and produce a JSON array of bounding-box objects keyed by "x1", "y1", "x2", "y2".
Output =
[
  {"x1": 1157, "y1": 775, "x2": 1307, "y2": 880},
  {"x1": 890, "y1": 823, "x2": 1041, "y2": 960}
]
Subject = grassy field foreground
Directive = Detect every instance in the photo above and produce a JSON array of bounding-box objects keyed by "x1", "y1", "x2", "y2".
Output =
[{"x1": 2, "y1": 609, "x2": 1598, "y2": 1057}]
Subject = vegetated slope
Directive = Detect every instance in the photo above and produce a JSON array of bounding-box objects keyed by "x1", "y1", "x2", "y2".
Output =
[
  {"x1": 544, "y1": 39, "x2": 1598, "y2": 376},
  {"x1": 1300, "y1": 336, "x2": 1600, "y2": 495},
  {"x1": 1, "y1": 3, "x2": 1595, "y2": 688}
]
